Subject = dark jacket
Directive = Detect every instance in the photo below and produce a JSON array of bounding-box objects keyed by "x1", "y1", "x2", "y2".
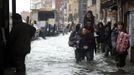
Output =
[
  {"x1": 8, "y1": 21, "x2": 36, "y2": 54},
  {"x1": 104, "y1": 25, "x2": 112, "y2": 46},
  {"x1": 0, "y1": 28, "x2": 4, "y2": 74},
  {"x1": 96, "y1": 26, "x2": 105, "y2": 43},
  {"x1": 83, "y1": 15, "x2": 95, "y2": 26},
  {"x1": 69, "y1": 30, "x2": 81, "y2": 47},
  {"x1": 79, "y1": 33, "x2": 95, "y2": 50},
  {"x1": 0, "y1": 28, "x2": 4, "y2": 48}
]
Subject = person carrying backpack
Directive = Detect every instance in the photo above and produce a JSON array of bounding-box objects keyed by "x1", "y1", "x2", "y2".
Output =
[
  {"x1": 116, "y1": 22, "x2": 130, "y2": 70},
  {"x1": 68, "y1": 24, "x2": 82, "y2": 63},
  {"x1": 68, "y1": 24, "x2": 81, "y2": 47}
]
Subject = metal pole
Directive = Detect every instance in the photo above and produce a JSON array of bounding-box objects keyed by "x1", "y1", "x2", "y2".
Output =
[
  {"x1": 12, "y1": 0, "x2": 16, "y2": 24},
  {"x1": 3, "y1": 0, "x2": 9, "y2": 42},
  {"x1": 12, "y1": 0, "x2": 16, "y2": 14}
]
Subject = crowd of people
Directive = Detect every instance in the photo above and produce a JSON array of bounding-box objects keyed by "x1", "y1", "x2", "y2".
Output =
[
  {"x1": 69, "y1": 10, "x2": 130, "y2": 71},
  {"x1": 31, "y1": 20, "x2": 75, "y2": 39},
  {"x1": 0, "y1": 10, "x2": 130, "y2": 75}
]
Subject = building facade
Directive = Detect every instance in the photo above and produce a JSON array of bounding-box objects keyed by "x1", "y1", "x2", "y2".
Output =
[
  {"x1": 100, "y1": 0, "x2": 134, "y2": 63},
  {"x1": 87, "y1": 0, "x2": 101, "y2": 24},
  {"x1": 78, "y1": 0, "x2": 88, "y2": 24},
  {"x1": 67, "y1": 0, "x2": 79, "y2": 24},
  {"x1": 30, "y1": 0, "x2": 55, "y2": 25},
  {"x1": 30, "y1": 0, "x2": 53, "y2": 11},
  {"x1": 55, "y1": 0, "x2": 63, "y2": 25},
  {"x1": 101, "y1": 0, "x2": 117, "y2": 26},
  {"x1": 120, "y1": 0, "x2": 134, "y2": 63},
  {"x1": 55, "y1": 0, "x2": 79, "y2": 26}
]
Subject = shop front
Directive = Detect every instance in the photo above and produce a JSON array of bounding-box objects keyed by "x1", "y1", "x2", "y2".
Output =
[
  {"x1": 101, "y1": 0, "x2": 117, "y2": 26},
  {"x1": 123, "y1": 0, "x2": 134, "y2": 63}
]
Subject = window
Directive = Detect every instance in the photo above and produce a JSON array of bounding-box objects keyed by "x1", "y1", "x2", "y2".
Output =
[
  {"x1": 38, "y1": 11, "x2": 55, "y2": 21},
  {"x1": 92, "y1": 0, "x2": 96, "y2": 4}
]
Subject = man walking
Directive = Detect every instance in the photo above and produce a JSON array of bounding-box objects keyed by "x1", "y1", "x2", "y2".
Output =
[{"x1": 8, "y1": 13, "x2": 36, "y2": 75}]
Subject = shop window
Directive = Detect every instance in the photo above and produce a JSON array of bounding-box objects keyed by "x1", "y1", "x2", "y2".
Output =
[{"x1": 92, "y1": 0, "x2": 96, "y2": 4}]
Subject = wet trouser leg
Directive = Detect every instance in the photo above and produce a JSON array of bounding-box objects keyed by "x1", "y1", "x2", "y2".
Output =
[
  {"x1": 75, "y1": 49, "x2": 85, "y2": 62},
  {"x1": 0, "y1": 47, "x2": 4, "y2": 75},
  {"x1": 105, "y1": 45, "x2": 112, "y2": 57},
  {"x1": 97, "y1": 43, "x2": 100, "y2": 52},
  {"x1": 101, "y1": 43, "x2": 105, "y2": 53},
  {"x1": 111, "y1": 47, "x2": 116, "y2": 57},
  {"x1": 15, "y1": 54, "x2": 27, "y2": 75},
  {"x1": 105, "y1": 45, "x2": 109, "y2": 57},
  {"x1": 113, "y1": 50, "x2": 119, "y2": 61},
  {"x1": 5, "y1": 52, "x2": 16, "y2": 69},
  {"x1": 116, "y1": 54, "x2": 127, "y2": 67},
  {"x1": 86, "y1": 49, "x2": 94, "y2": 62},
  {"x1": 96, "y1": 37, "x2": 100, "y2": 51}
]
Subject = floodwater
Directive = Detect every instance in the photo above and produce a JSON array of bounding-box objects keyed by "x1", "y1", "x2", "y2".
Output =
[{"x1": 26, "y1": 33, "x2": 134, "y2": 75}]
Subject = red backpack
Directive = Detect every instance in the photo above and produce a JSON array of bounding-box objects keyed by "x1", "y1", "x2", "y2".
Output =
[{"x1": 116, "y1": 32, "x2": 130, "y2": 54}]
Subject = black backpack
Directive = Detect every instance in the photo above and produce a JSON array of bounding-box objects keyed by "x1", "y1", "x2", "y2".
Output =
[{"x1": 68, "y1": 31, "x2": 80, "y2": 47}]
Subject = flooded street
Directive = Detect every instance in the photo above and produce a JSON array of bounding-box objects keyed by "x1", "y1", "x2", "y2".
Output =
[{"x1": 26, "y1": 34, "x2": 134, "y2": 75}]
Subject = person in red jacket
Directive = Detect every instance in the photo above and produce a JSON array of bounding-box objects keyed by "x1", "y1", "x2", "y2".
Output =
[{"x1": 116, "y1": 22, "x2": 129, "y2": 70}]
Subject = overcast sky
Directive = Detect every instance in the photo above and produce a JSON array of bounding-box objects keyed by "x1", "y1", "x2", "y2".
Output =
[
  {"x1": 10, "y1": 0, "x2": 30, "y2": 13},
  {"x1": 10, "y1": 0, "x2": 55, "y2": 13},
  {"x1": 16, "y1": 0, "x2": 30, "y2": 13},
  {"x1": 16, "y1": 0, "x2": 55, "y2": 13}
]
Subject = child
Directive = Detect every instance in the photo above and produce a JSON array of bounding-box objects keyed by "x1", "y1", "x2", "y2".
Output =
[{"x1": 78, "y1": 25, "x2": 95, "y2": 63}]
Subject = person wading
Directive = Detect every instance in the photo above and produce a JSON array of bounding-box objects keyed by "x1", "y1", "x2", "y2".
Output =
[{"x1": 7, "y1": 13, "x2": 36, "y2": 75}]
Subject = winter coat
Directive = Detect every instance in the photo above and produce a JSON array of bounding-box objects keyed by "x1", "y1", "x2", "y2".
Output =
[
  {"x1": 0, "y1": 28, "x2": 4, "y2": 48},
  {"x1": 104, "y1": 25, "x2": 111, "y2": 43},
  {"x1": 111, "y1": 28, "x2": 118, "y2": 48},
  {"x1": 83, "y1": 16, "x2": 95, "y2": 26},
  {"x1": 8, "y1": 21, "x2": 36, "y2": 54},
  {"x1": 69, "y1": 30, "x2": 81, "y2": 47},
  {"x1": 78, "y1": 32, "x2": 95, "y2": 50},
  {"x1": 116, "y1": 31, "x2": 129, "y2": 55},
  {"x1": 96, "y1": 27, "x2": 105, "y2": 43}
]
